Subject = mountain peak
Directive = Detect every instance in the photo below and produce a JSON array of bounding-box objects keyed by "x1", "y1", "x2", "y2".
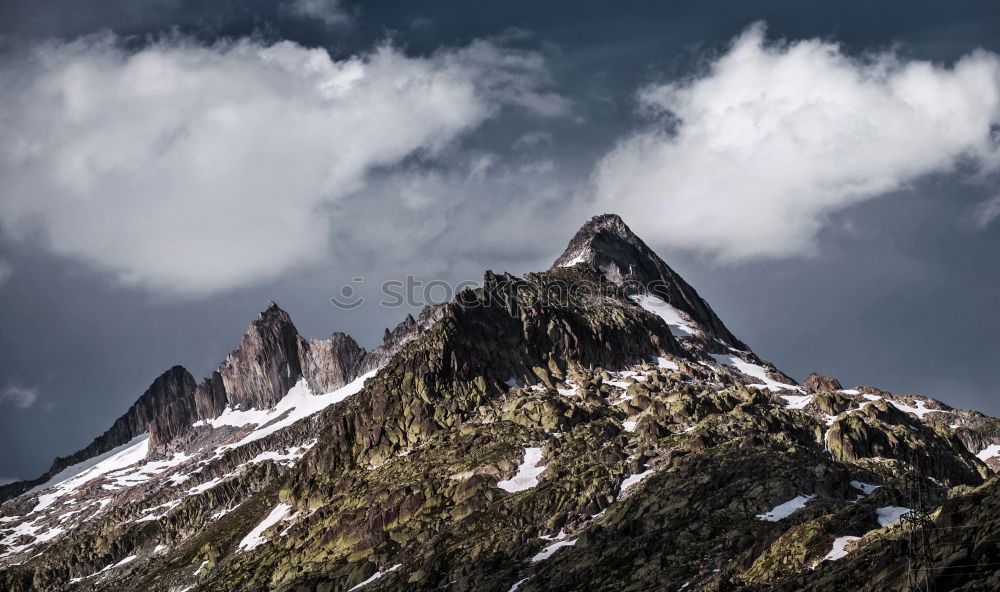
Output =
[
  {"x1": 259, "y1": 300, "x2": 289, "y2": 320},
  {"x1": 552, "y1": 213, "x2": 637, "y2": 269},
  {"x1": 574, "y1": 212, "x2": 632, "y2": 237},
  {"x1": 553, "y1": 213, "x2": 747, "y2": 350}
]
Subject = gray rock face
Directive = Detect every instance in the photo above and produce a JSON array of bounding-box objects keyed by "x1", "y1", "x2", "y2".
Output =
[
  {"x1": 147, "y1": 303, "x2": 313, "y2": 449},
  {"x1": 299, "y1": 332, "x2": 366, "y2": 394},
  {"x1": 804, "y1": 373, "x2": 843, "y2": 393},
  {"x1": 148, "y1": 390, "x2": 198, "y2": 450},
  {"x1": 193, "y1": 371, "x2": 227, "y2": 422},
  {"x1": 552, "y1": 213, "x2": 748, "y2": 350},
  {"x1": 148, "y1": 303, "x2": 324, "y2": 450},
  {"x1": 217, "y1": 301, "x2": 304, "y2": 411}
]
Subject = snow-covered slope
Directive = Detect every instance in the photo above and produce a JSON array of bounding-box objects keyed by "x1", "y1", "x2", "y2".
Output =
[{"x1": 0, "y1": 370, "x2": 382, "y2": 569}]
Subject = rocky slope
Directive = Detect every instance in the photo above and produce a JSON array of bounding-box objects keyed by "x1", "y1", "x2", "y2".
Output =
[{"x1": 2, "y1": 214, "x2": 999, "y2": 592}]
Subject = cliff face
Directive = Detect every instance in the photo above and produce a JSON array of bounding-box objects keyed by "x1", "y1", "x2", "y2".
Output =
[
  {"x1": 216, "y1": 302, "x2": 304, "y2": 412},
  {"x1": 193, "y1": 371, "x2": 227, "y2": 423},
  {"x1": 0, "y1": 366, "x2": 195, "y2": 500},
  {"x1": 299, "y1": 332, "x2": 366, "y2": 394}
]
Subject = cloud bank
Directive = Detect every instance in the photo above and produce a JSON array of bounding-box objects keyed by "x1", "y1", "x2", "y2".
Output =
[
  {"x1": 593, "y1": 23, "x2": 1000, "y2": 262},
  {"x1": 0, "y1": 35, "x2": 563, "y2": 295}
]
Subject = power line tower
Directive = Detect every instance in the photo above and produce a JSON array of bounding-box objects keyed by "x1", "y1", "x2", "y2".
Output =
[{"x1": 901, "y1": 470, "x2": 937, "y2": 592}]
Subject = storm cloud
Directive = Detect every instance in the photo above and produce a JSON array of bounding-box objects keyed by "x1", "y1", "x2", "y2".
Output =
[
  {"x1": 0, "y1": 34, "x2": 564, "y2": 295},
  {"x1": 593, "y1": 24, "x2": 1000, "y2": 262}
]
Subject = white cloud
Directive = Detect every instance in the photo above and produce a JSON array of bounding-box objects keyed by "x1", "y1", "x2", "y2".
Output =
[
  {"x1": 971, "y1": 194, "x2": 1000, "y2": 230},
  {"x1": 0, "y1": 385, "x2": 39, "y2": 408},
  {"x1": 0, "y1": 35, "x2": 563, "y2": 296},
  {"x1": 284, "y1": 0, "x2": 351, "y2": 26},
  {"x1": 593, "y1": 23, "x2": 1000, "y2": 262}
]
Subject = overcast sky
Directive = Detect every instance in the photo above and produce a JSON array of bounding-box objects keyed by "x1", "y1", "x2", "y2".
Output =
[{"x1": 1, "y1": 0, "x2": 998, "y2": 484}]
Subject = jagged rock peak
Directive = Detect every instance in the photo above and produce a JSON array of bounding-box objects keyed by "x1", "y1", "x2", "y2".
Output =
[
  {"x1": 553, "y1": 213, "x2": 747, "y2": 350},
  {"x1": 1, "y1": 365, "x2": 196, "y2": 502},
  {"x1": 552, "y1": 213, "x2": 635, "y2": 269},
  {"x1": 804, "y1": 373, "x2": 843, "y2": 393},
  {"x1": 218, "y1": 301, "x2": 304, "y2": 411},
  {"x1": 299, "y1": 332, "x2": 367, "y2": 394},
  {"x1": 256, "y1": 300, "x2": 292, "y2": 324},
  {"x1": 53, "y1": 365, "x2": 195, "y2": 469}
]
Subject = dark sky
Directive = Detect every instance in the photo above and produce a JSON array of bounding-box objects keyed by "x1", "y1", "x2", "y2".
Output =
[{"x1": 0, "y1": 0, "x2": 998, "y2": 483}]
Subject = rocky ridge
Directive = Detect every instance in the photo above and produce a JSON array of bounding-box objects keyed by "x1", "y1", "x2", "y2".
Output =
[{"x1": 1, "y1": 214, "x2": 999, "y2": 591}]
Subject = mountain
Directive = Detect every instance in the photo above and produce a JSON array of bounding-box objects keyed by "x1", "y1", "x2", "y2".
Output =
[{"x1": 2, "y1": 214, "x2": 1000, "y2": 591}]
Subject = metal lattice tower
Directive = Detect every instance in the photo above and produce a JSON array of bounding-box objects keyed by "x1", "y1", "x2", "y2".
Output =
[{"x1": 901, "y1": 471, "x2": 936, "y2": 592}]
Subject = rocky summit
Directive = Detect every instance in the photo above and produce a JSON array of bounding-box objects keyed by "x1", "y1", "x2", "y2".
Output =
[{"x1": 2, "y1": 214, "x2": 999, "y2": 592}]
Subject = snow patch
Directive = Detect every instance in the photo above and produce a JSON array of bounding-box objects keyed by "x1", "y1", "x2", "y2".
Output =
[
  {"x1": 136, "y1": 500, "x2": 182, "y2": 523},
  {"x1": 25, "y1": 435, "x2": 149, "y2": 498},
  {"x1": 25, "y1": 436, "x2": 150, "y2": 514},
  {"x1": 976, "y1": 444, "x2": 1000, "y2": 462},
  {"x1": 622, "y1": 420, "x2": 637, "y2": 432},
  {"x1": 250, "y1": 442, "x2": 315, "y2": 467},
  {"x1": 560, "y1": 254, "x2": 587, "y2": 267},
  {"x1": 632, "y1": 294, "x2": 698, "y2": 338},
  {"x1": 822, "y1": 536, "x2": 860, "y2": 561},
  {"x1": 889, "y1": 399, "x2": 935, "y2": 418},
  {"x1": 709, "y1": 353, "x2": 802, "y2": 392},
  {"x1": 850, "y1": 481, "x2": 880, "y2": 495},
  {"x1": 348, "y1": 564, "x2": 402, "y2": 591},
  {"x1": 188, "y1": 477, "x2": 223, "y2": 496},
  {"x1": 497, "y1": 448, "x2": 545, "y2": 493},
  {"x1": 657, "y1": 357, "x2": 679, "y2": 371},
  {"x1": 756, "y1": 495, "x2": 814, "y2": 521},
  {"x1": 209, "y1": 370, "x2": 377, "y2": 452},
  {"x1": 876, "y1": 506, "x2": 910, "y2": 527},
  {"x1": 69, "y1": 555, "x2": 137, "y2": 584},
  {"x1": 620, "y1": 469, "x2": 655, "y2": 492},
  {"x1": 531, "y1": 538, "x2": 577, "y2": 562},
  {"x1": 556, "y1": 384, "x2": 578, "y2": 398},
  {"x1": 238, "y1": 503, "x2": 294, "y2": 551},
  {"x1": 780, "y1": 394, "x2": 813, "y2": 409}
]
